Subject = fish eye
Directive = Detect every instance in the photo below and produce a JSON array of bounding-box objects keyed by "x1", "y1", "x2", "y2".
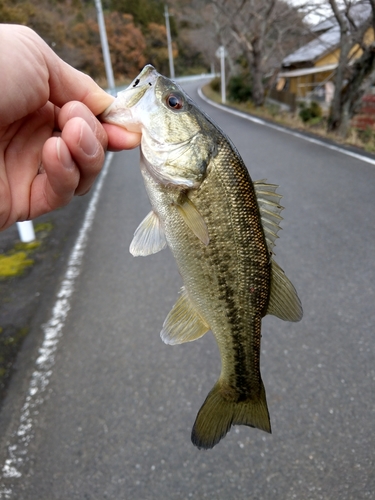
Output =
[{"x1": 166, "y1": 93, "x2": 184, "y2": 110}]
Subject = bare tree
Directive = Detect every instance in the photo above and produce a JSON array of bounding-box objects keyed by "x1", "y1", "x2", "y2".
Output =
[
  {"x1": 171, "y1": 0, "x2": 308, "y2": 104},
  {"x1": 170, "y1": 0, "x2": 238, "y2": 76},
  {"x1": 327, "y1": 0, "x2": 375, "y2": 135},
  {"x1": 210, "y1": 0, "x2": 308, "y2": 106}
]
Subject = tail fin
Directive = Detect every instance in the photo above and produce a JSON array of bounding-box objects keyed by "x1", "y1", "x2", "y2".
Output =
[{"x1": 191, "y1": 380, "x2": 271, "y2": 450}]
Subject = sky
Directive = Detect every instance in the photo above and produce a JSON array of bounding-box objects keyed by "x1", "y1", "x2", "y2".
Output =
[{"x1": 287, "y1": 0, "x2": 339, "y2": 25}]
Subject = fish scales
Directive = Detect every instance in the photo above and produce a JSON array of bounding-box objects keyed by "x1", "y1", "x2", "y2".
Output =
[
  {"x1": 142, "y1": 135, "x2": 270, "y2": 399},
  {"x1": 102, "y1": 65, "x2": 303, "y2": 450}
]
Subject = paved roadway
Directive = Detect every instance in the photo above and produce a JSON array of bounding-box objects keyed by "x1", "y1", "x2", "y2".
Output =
[{"x1": 0, "y1": 80, "x2": 374, "y2": 499}]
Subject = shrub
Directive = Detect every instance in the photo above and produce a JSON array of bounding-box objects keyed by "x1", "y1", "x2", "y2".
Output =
[
  {"x1": 227, "y1": 73, "x2": 252, "y2": 103},
  {"x1": 210, "y1": 77, "x2": 221, "y2": 93},
  {"x1": 357, "y1": 125, "x2": 374, "y2": 144},
  {"x1": 299, "y1": 101, "x2": 322, "y2": 123}
]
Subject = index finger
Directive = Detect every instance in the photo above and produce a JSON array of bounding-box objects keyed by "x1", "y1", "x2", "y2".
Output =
[{"x1": 102, "y1": 123, "x2": 141, "y2": 151}]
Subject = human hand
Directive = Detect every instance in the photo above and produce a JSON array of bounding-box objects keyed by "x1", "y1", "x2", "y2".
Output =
[{"x1": 0, "y1": 24, "x2": 141, "y2": 231}]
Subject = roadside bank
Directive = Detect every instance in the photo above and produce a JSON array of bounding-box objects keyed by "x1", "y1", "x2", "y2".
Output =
[
  {"x1": 0, "y1": 194, "x2": 90, "y2": 405},
  {"x1": 202, "y1": 83, "x2": 375, "y2": 155}
]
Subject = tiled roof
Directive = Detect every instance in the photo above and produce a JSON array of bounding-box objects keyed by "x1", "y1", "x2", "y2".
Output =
[{"x1": 283, "y1": 25, "x2": 341, "y2": 66}]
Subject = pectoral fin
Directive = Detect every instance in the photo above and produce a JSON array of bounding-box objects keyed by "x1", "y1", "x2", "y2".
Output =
[
  {"x1": 129, "y1": 210, "x2": 167, "y2": 256},
  {"x1": 266, "y1": 259, "x2": 303, "y2": 322},
  {"x1": 175, "y1": 196, "x2": 209, "y2": 245},
  {"x1": 160, "y1": 287, "x2": 210, "y2": 345}
]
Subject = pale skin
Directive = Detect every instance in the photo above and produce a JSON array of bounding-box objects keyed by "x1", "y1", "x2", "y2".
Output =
[{"x1": 0, "y1": 24, "x2": 141, "y2": 231}]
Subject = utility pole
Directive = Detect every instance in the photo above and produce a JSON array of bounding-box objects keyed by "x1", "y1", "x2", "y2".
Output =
[
  {"x1": 94, "y1": 0, "x2": 115, "y2": 92},
  {"x1": 164, "y1": 5, "x2": 175, "y2": 79},
  {"x1": 216, "y1": 46, "x2": 226, "y2": 104},
  {"x1": 220, "y1": 47, "x2": 226, "y2": 104}
]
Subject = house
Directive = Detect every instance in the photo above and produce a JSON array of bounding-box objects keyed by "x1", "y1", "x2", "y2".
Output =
[{"x1": 276, "y1": 2, "x2": 373, "y2": 104}]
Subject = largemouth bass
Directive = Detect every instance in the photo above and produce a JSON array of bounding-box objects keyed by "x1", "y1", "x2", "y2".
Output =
[{"x1": 102, "y1": 65, "x2": 303, "y2": 449}]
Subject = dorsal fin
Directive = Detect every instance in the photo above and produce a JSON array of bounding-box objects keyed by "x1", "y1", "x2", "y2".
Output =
[{"x1": 254, "y1": 180, "x2": 283, "y2": 254}]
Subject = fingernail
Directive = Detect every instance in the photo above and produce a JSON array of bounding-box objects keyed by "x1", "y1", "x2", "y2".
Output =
[
  {"x1": 79, "y1": 121, "x2": 98, "y2": 156},
  {"x1": 67, "y1": 102, "x2": 97, "y2": 132},
  {"x1": 56, "y1": 137, "x2": 75, "y2": 171}
]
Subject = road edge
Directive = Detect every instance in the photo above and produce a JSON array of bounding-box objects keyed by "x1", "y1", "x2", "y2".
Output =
[
  {"x1": 0, "y1": 152, "x2": 115, "y2": 499},
  {"x1": 198, "y1": 88, "x2": 375, "y2": 167}
]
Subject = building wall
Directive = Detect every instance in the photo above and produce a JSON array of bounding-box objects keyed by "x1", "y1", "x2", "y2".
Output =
[
  {"x1": 315, "y1": 49, "x2": 340, "y2": 66},
  {"x1": 288, "y1": 71, "x2": 334, "y2": 97},
  {"x1": 287, "y1": 28, "x2": 374, "y2": 98}
]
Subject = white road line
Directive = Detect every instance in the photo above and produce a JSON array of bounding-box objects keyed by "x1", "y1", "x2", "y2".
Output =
[
  {"x1": 197, "y1": 88, "x2": 375, "y2": 166},
  {"x1": 0, "y1": 152, "x2": 114, "y2": 499}
]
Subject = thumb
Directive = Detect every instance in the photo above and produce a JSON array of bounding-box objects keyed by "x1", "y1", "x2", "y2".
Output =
[
  {"x1": 14, "y1": 24, "x2": 114, "y2": 116},
  {"x1": 47, "y1": 58, "x2": 114, "y2": 116}
]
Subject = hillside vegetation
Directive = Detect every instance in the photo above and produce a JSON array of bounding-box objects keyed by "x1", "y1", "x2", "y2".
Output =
[{"x1": 0, "y1": 0, "x2": 208, "y2": 84}]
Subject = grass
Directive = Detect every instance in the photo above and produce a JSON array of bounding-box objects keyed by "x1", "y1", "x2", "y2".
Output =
[
  {"x1": 34, "y1": 221, "x2": 54, "y2": 233},
  {"x1": 0, "y1": 252, "x2": 35, "y2": 278},
  {"x1": 0, "y1": 326, "x2": 29, "y2": 394},
  {"x1": 0, "y1": 219, "x2": 56, "y2": 398},
  {"x1": 0, "y1": 221, "x2": 53, "y2": 279}
]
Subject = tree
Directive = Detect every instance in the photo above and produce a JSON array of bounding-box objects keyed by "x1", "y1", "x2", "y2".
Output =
[
  {"x1": 210, "y1": 0, "x2": 308, "y2": 106},
  {"x1": 110, "y1": 0, "x2": 165, "y2": 27},
  {"x1": 105, "y1": 12, "x2": 147, "y2": 79},
  {"x1": 144, "y1": 22, "x2": 177, "y2": 75},
  {"x1": 165, "y1": 0, "x2": 253, "y2": 82},
  {"x1": 0, "y1": 0, "x2": 35, "y2": 24},
  {"x1": 327, "y1": 0, "x2": 375, "y2": 136}
]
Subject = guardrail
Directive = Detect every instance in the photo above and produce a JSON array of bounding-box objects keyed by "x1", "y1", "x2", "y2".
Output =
[
  {"x1": 174, "y1": 73, "x2": 217, "y2": 83},
  {"x1": 112, "y1": 73, "x2": 217, "y2": 94}
]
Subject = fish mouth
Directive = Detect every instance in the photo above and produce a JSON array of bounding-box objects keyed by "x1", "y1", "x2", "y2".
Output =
[
  {"x1": 130, "y1": 64, "x2": 160, "y2": 89},
  {"x1": 101, "y1": 65, "x2": 160, "y2": 131}
]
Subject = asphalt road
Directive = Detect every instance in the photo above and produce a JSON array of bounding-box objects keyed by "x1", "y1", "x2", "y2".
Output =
[{"x1": 0, "y1": 80, "x2": 374, "y2": 500}]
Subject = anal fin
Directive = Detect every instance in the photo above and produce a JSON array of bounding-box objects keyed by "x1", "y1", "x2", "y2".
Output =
[
  {"x1": 160, "y1": 287, "x2": 210, "y2": 345},
  {"x1": 266, "y1": 259, "x2": 303, "y2": 322}
]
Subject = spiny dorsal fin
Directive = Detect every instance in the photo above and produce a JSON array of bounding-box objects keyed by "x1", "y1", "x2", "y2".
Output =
[
  {"x1": 175, "y1": 196, "x2": 209, "y2": 246},
  {"x1": 160, "y1": 287, "x2": 210, "y2": 345},
  {"x1": 129, "y1": 210, "x2": 167, "y2": 256},
  {"x1": 266, "y1": 259, "x2": 303, "y2": 322},
  {"x1": 254, "y1": 180, "x2": 283, "y2": 254}
]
